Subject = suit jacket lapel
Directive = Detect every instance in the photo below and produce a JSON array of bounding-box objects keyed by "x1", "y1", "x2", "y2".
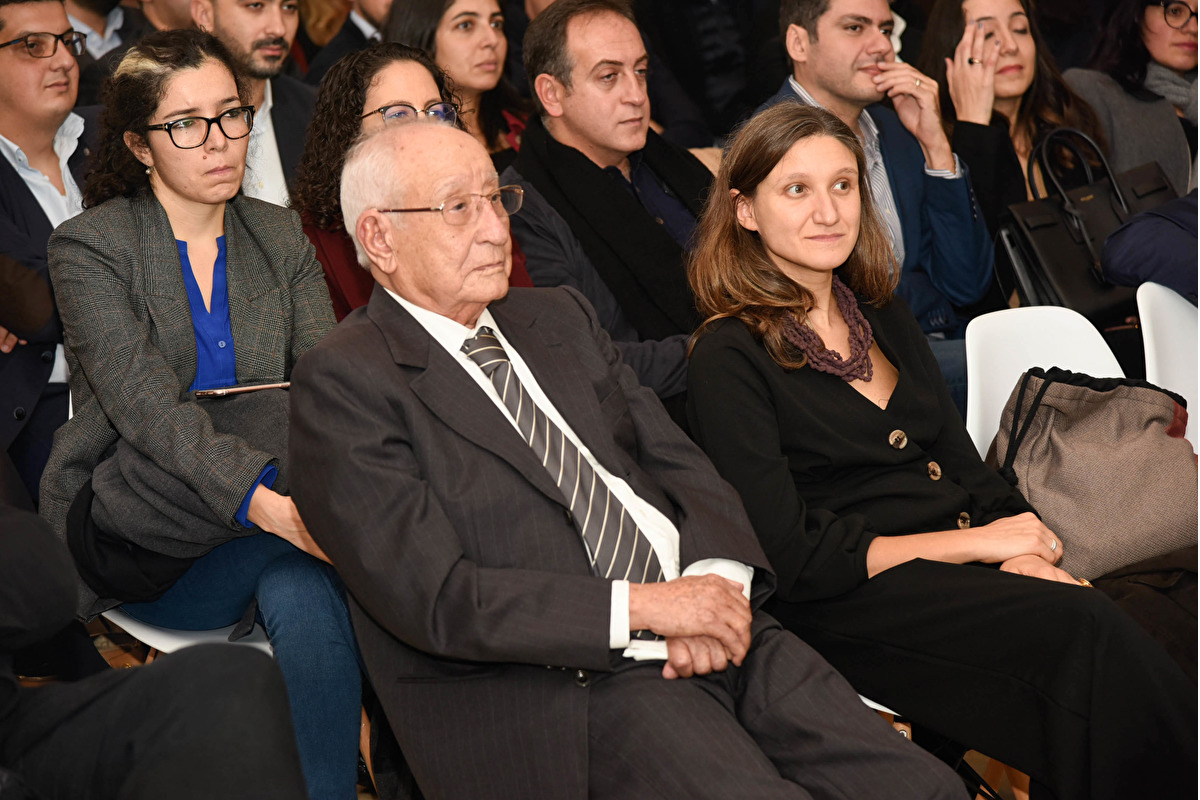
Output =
[
  {"x1": 367, "y1": 287, "x2": 567, "y2": 506},
  {"x1": 133, "y1": 193, "x2": 197, "y2": 392},
  {"x1": 225, "y1": 197, "x2": 287, "y2": 382}
]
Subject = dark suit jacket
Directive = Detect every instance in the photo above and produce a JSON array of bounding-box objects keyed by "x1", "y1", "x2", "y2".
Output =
[
  {"x1": 0, "y1": 109, "x2": 96, "y2": 451},
  {"x1": 74, "y1": 7, "x2": 156, "y2": 107},
  {"x1": 42, "y1": 192, "x2": 335, "y2": 616},
  {"x1": 759, "y1": 82, "x2": 994, "y2": 335},
  {"x1": 289, "y1": 285, "x2": 774, "y2": 800},
  {"x1": 303, "y1": 17, "x2": 368, "y2": 87},
  {"x1": 270, "y1": 74, "x2": 317, "y2": 187}
]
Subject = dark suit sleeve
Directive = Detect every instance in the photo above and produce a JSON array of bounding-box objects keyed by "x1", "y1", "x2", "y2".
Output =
[
  {"x1": 506, "y1": 174, "x2": 689, "y2": 398},
  {"x1": 0, "y1": 507, "x2": 76, "y2": 653},
  {"x1": 951, "y1": 120, "x2": 1027, "y2": 237},
  {"x1": 288, "y1": 322, "x2": 616, "y2": 671},
  {"x1": 921, "y1": 157, "x2": 993, "y2": 307},
  {"x1": 686, "y1": 322, "x2": 878, "y2": 602},
  {"x1": 0, "y1": 252, "x2": 54, "y2": 338}
]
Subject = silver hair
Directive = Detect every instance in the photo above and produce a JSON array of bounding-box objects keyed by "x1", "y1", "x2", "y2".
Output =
[{"x1": 339, "y1": 125, "x2": 412, "y2": 269}]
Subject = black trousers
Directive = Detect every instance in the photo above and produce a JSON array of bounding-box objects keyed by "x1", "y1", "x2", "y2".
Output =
[
  {"x1": 585, "y1": 619, "x2": 968, "y2": 800},
  {"x1": 0, "y1": 645, "x2": 308, "y2": 800},
  {"x1": 768, "y1": 559, "x2": 1198, "y2": 800}
]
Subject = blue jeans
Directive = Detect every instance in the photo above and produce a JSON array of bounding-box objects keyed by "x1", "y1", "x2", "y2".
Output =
[
  {"x1": 123, "y1": 533, "x2": 362, "y2": 800},
  {"x1": 926, "y1": 336, "x2": 968, "y2": 421}
]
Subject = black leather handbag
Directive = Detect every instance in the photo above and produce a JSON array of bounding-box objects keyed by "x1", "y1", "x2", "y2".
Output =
[{"x1": 998, "y1": 128, "x2": 1178, "y2": 329}]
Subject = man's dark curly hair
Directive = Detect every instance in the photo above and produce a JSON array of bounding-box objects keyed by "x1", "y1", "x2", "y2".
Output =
[
  {"x1": 84, "y1": 29, "x2": 247, "y2": 208},
  {"x1": 290, "y1": 42, "x2": 459, "y2": 232}
]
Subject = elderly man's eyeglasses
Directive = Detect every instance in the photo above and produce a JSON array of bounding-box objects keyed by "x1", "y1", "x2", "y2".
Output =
[
  {"x1": 361, "y1": 102, "x2": 458, "y2": 126},
  {"x1": 1160, "y1": 1, "x2": 1198, "y2": 28},
  {"x1": 378, "y1": 186, "x2": 524, "y2": 226},
  {"x1": 0, "y1": 30, "x2": 87, "y2": 58},
  {"x1": 144, "y1": 106, "x2": 256, "y2": 150}
]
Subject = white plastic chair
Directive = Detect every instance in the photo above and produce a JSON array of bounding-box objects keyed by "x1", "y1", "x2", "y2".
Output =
[
  {"x1": 1138, "y1": 282, "x2": 1198, "y2": 446},
  {"x1": 101, "y1": 607, "x2": 271, "y2": 660},
  {"x1": 964, "y1": 307, "x2": 1124, "y2": 457}
]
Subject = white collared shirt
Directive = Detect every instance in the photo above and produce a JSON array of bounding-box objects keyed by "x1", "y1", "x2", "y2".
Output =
[
  {"x1": 242, "y1": 81, "x2": 290, "y2": 207},
  {"x1": 0, "y1": 112, "x2": 84, "y2": 383},
  {"x1": 348, "y1": 10, "x2": 381, "y2": 42},
  {"x1": 386, "y1": 289, "x2": 753, "y2": 661},
  {"x1": 68, "y1": 6, "x2": 125, "y2": 59}
]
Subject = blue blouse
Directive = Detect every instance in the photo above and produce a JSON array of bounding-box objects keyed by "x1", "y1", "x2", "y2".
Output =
[{"x1": 179, "y1": 237, "x2": 276, "y2": 527}]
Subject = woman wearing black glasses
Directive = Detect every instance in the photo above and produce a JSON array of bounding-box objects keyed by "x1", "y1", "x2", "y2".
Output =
[
  {"x1": 1064, "y1": 0, "x2": 1197, "y2": 194},
  {"x1": 292, "y1": 42, "x2": 467, "y2": 320},
  {"x1": 41, "y1": 29, "x2": 363, "y2": 800}
]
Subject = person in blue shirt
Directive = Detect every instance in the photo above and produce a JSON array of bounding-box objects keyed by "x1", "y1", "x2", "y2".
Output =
[{"x1": 41, "y1": 30, "x2": 363, "y2": 800}]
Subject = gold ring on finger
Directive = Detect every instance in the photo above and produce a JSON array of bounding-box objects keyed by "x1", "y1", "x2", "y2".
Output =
[
  {"x1": 968, "y1": 58, "x2": 982, "y2": 65},
  {"x1": 1078, "y1": 578, "x2": 1093, "y2": 588},
  {"x1": 914, "y1": 77, "x2": 922, "y2": 87}
]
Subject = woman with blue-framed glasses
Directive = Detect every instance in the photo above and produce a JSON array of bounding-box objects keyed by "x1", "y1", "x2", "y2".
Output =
[{"x1": 1063, "y1": 0, "x2": 1197, "y2": 194}]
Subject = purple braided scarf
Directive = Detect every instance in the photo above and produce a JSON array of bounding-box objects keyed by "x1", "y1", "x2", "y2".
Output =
[{"x1": 782, "y1": 276, "x2": 874, "y2": 382}]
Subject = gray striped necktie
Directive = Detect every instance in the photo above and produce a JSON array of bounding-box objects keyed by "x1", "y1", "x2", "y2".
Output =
[{"x1": 462, "y1": 328, "x2": 665, "y2": 589}]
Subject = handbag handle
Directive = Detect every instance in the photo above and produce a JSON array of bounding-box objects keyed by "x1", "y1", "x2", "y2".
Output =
[
  {"x1": 1028, "y1": 127, "x2": 1130, "y2": 216},
  {"x1": 997, "y1": 370, "x2": 1055, "y2": 488}
]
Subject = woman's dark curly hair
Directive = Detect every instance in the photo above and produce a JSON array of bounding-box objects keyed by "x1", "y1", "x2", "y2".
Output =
[
  {"x1": 290, "y1": 42, "x2": 459, "y2": 231},
  {"x1": 384, "y1": 0, "x2": 530, "y2": 153},
  {"x1": 916, "y1": 0, "x2": 1108, "y2": 153},
  {"x1": 83, "y1": 29, "x2": 247, "y2": 208},
  {"x1": 1087, "y1": 0, "x2": 1162, "y2": 98}
]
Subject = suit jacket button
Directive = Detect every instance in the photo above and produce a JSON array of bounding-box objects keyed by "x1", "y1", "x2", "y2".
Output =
[
  {"x1": 957, "y1": 512, "x2": 971, "y2": 529},
  {"x1": 927, "y1": 461, "x2": 942, "y2": 480},
  {"x1": 564, "y1": 508, "x2": 574, "y2": 526},
  {"x1": 574, "y1": 669, "x2": 591, "y2": 688},
  {"x1": 41, "y1": 350, "x2": 54, "y2": 363},
  {"x1": 888, "y1": 429, "x2": 908, "y2": 449},
  {"x1": 13, "y1": 407, "x2": 26, "y2": 421}
]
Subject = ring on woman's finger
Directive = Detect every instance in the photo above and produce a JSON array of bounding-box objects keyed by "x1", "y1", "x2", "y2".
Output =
[
  {"x1": 967, "y1": 57, "x2": 982, "y2": 65},
  {"x1": 1049, "y1": 539, "x2": 1057, "y2": 552},
  {"x1": 914, "y1": 77, "x2": 922, "y2": 87},
  {"x1": 1078, "y1": 578, "x2": 1093, "y2": 588}
]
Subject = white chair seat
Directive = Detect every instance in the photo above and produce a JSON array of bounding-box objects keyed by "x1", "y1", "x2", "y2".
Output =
[
  {"x1": 964, "y1": 307, "x2": 1124, "y2": 457},
  {"x1": 101, "y1": 607, "x2": 272, "y2": 655},
  {"x1": 1138, "y1": 282, "x2": 1198, "y2": 447}
]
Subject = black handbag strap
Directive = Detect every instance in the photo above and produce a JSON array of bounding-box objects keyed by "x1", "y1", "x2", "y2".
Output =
[{"x1": 998, "y1": 370, "x2": 1056, "y2": 487}]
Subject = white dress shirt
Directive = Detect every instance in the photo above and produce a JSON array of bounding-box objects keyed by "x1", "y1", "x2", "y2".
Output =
[
  {"x1": 0, "y1": 112, "x2": 85, "y2": 383},
  {"x1": 67, "y1": 7, "x2": 125, "y2": 59},
  {"x1": 387, "y1": 289, "x2": 753, "y2": 661},
  {"x1": 242, "y1": 81, "x2": 290, "y2": 207}
]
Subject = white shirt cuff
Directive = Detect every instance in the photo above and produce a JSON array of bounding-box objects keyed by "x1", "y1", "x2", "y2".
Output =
[
  {"x1": 924, "y1": 153, "x2": 961, "y2": 179},
  {"x1": 682, "y1": 558, "x2": 753, "y2": 600},
  {"x1": 609, "y1": 579, "x2": 631, "y2": 649}
]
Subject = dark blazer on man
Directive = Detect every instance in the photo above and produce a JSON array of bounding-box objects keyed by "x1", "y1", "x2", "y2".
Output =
[
  {"x1": 303, "y1": 16, "x2": 368, "y2": 87},
  {"x1": 269, "y1": 74, "x2": 317, "y2": 187},
  {"x1": 0, "y1": 109, "x2": 96, "y2": 453},
  {"x1": 758, "y1": 82, "x2": 993, "y2": 335},
  {"x1": 289, "y1": 285, "x2": 780, "y2": 797},
  {"x1": 42, "y1": 192, "x2": 334, "y2": 616}
]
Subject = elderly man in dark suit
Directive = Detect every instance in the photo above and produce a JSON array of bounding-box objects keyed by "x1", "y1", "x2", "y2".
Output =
[{"x1": 288, "y1": 120, "x2": 966, "y2": 800}]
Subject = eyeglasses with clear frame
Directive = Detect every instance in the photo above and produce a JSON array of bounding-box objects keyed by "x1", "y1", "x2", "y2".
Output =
[
  {"x1": 377, "y1": 185, "x2": 524, "y2": 226},
  {"x1": 0, "y1": 30, "x2": 87, "y2": 58},
  {"x1": 1160, "y1": 1, "x2": 1198, "y2": 29},
  {"x1": 144, "y1": 106, "x2": 256, "y2": 150},
  {"x1": 361, "y1": 101, "x2": 459, "y2": 127}
]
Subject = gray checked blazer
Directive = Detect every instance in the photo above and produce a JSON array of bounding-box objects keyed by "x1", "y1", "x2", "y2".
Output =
[{"x1": 41, "y1": 192, "x2": 335, "y2": 616}]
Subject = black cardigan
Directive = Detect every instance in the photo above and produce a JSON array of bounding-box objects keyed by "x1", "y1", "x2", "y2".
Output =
[{"x1": 686, "y1": 296, "x2": 1033, "y2": 603}]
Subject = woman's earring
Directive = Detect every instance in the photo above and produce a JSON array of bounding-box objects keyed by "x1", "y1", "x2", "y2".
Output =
[{"x1": 145, "y1": 165, "x2": 154, "y2": 175}]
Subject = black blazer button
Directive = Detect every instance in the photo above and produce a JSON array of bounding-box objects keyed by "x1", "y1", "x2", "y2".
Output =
[
  {"x1": 574, "y1": 669, "x2": 591, "y2": 688},
  {"x1": 13, "y1": 407, "x2": 26, "y2": 421},
  {"x1": 927, "y1": 461, "x2": 942, "y2": 480},
  {"x1": 41, "y1": 350, "x2": 54, "y2": 363},
  {"x1": 888, "y1": 429, "x2": 908, "y2": 449},
  {"x1": 564, "y1": 508, "x2": 574, "y2": 526},
  {"x1": 957, "y1": 512, "x2": 971, "y2": 529}
]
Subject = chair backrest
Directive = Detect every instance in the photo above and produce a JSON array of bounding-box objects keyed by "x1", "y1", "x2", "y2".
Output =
[
  {"x1": 964, "y1": 307, "x2": 1124, "y2": 457},
  {"x1": 102, "y1": 607, "x2": 272, "y2": 655},
  {"x1": 1138, "y1": 282, "x2": 1198, "y2": 446}
]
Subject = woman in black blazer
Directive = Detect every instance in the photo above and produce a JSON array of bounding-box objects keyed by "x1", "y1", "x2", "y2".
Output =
[
  {"x1": 44, "y1": 31, "x2": 362, "y2": 800},
  {"x1": 685, "y1": 102, "x2": 1194, "y2": 800}
]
